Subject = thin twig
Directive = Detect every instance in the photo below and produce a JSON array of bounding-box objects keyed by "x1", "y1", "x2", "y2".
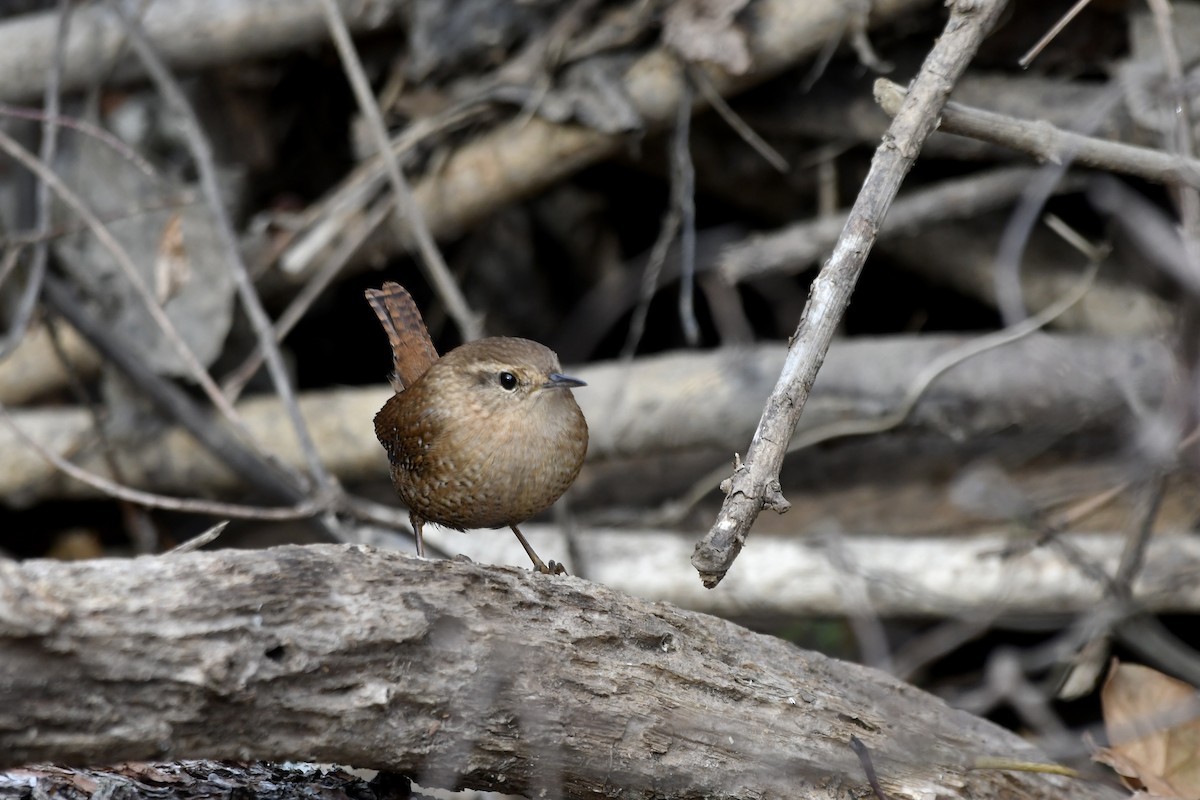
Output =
[
  {"x1": 1044, "y1": 482, "x2": 1130, "y2": 531},
  {"x1": 316, "y1": 0, "x2": 482, "y2": 342},
  {"x1": 0, "y1": 245, "x2": 22, "y2": 302},
  {"x1": 1145, "y1": 0, "x2": 1200, "y2": 258},
  {"x1": 622, "y1": 198, "x2": 681, "y2": 358},
  {"x1": 988, "y1": 84, "x2": 1119, "y2": 325},
  {"x1": 673, "y1": 75, "x2": 700, "y2": 346},
  {"x1": 1035, "y1": 458, "x2": 1193, "y2": 688},
  {"x1": 1116, "y1": 614, "x2": 1200, "y2": 687},
  {"x1": 167, "y1": 521, "x2": 228, "y2": 554},
  {"x1": 792, "y1": 267, "x2": 1097, "y2": 444},
  {"x1": 821, "y1": 529, "x2": 894, "y2": 673},
  {"x1": 1113, "y1": 476, "x2": 1167, "y2": 593},
  {"x1": 0, "y1": 245, "x2": 22, "y2": 294},
  {"x1": 875, "y1": 78, "x2": 1200, "y2": 188},
  {"x1": 275, "y1": 0, "x2": 933, "y2": 288},
  {"x1": 1108, "y1": 475, "x2": 1200, "y2": 683},
  {"x1": 1087, "y1": 176, "x2": 1200, "y2": 297},
  {"x1": 799, "y1": 26, "x2": 841, "y2": 92},
  {"x1": 847, "y1": 0, "x2": 892, "y2": 74},
  {"x1": 0, "y1": 0, "x2": 70, "y2": 362},
  {"x1": 691, "y1": 0, "x2": 1013, "y2": 588},
  {"x1": 621, "y1": 73, "x2": 701, "y2": 355},
  {"x1": 0, "y1": 400, "x2": 319, "y2": 521},
  {"x1": 1, "y1": 196, "x2": 197, "y2": 248},
  {"x1": 689, "y1": 64, "x2": 788, "y2": 173},
  {"x1": 1038, "y1": 526, "x2": 1200, "y2": 686},
  {"x1": 1018, "y1": 0, "x2": 1094, "y2": 68},
  {"x1": 1034, "y1": 0, "x2": 1200, "y2": 686},
  {"x1": 660, "y1": 252, "x2": 1098, "y2": 526},
  {"x1": 969, "y1": 756, "x2": 1079, "y2": 778},
  {"x1": 892, "y1": 616, "x2": 999, "y2": 683},
  {"x1": 0, "y1": 103, "x2": 162, "y2": 182},
  {"x1": 109, "y1": 0, "x2": 339, "y2": 505},
  {"x1": 722, "y1": 166, "x2": 1066, "y2": 282},
  {"x1": 897, "y1": 77, "x2": 1131, "y2": 327},
  {"x1": 0, "y1": 127, "x2": 254, "y2": 441},
  {"x1": 278, "y1": 102, "x2": 491, "y2": 277},
  {"x1": 223, "y1": 196, "x2": 395, "y2": 401},
  {"x1": 848, "y1": 736, "x2": 890, "y2": 800},
  {"x1": 44, "y1": 313, "x2": 160, "y2": 554},
  {"x1": 41, "y1": 274, "x2": 329, "y2": 522}
]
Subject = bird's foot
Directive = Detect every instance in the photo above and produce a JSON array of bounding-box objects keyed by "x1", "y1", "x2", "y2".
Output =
[{"x1": 510, "y1": 524, "x2": 568, "y2": 575}]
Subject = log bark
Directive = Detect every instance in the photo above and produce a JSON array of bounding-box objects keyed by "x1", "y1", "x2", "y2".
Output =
[
  {"x1": 0, "y1": 761, "x2": 406, "y2": 800},
  {"x1": 0, "y1": 544, "x2": 1119, "y2": 799}
]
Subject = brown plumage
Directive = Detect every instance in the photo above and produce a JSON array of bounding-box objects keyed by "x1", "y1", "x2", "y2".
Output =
[{"x1": 367, "y1": 283, "x2": 588, "y2": 574}]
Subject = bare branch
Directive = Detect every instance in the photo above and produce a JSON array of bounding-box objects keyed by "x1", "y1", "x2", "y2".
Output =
[
  {"x1": 423, "y1": 525, "x2": 1200, "y2": 618},
  {"x1": 875, "y1": 78, "x2": 1200, "y2": 188},
  {"x1": 317, "y1": 0, "x2": 481, "y2": 342},
  {"x1": 0, "y1": 397, "x2": 319, "y2": 520},
  {"x1": 108, "y1": 2, "x2": 339, "y2": 506},
  {"x1": 1, "y1": 335, "x2": 1174, "y2": 507},
  {"x1": 0, "y1": 0, "x2": 409, "y2": 102},
  {"x1": 692, "y1": 0, "x2": 1013, "y2": 587},
  {"x1": 279, "y1": 0, "x2": 936, "y2": 284},
  {"x1": 0, "y1": 128, "x2": 249, "y2": 435},
  {"x1": 721, "y1": 166, "x2": 1068, "y2": 283}
]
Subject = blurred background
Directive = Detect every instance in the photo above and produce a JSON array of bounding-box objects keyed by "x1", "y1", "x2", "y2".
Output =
[{"x1": 0, "y1": 0, "x2": 1198, "y2": 789}]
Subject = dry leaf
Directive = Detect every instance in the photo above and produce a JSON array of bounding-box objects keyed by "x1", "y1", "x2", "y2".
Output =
[
  {"x1": 55, "y1": 134, "x2": 235, "y2": 376},
  {"x1": 1095, "y1": 659, "x2": 1200, "y2": 798},
  {"x1": 154, "y1": 212, "x2": 189, "y2": 305}
]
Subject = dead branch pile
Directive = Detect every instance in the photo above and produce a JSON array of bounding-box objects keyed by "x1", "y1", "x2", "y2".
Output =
[{"x1": 0, "y1": 0, "x2": 1197, "y2": 797}]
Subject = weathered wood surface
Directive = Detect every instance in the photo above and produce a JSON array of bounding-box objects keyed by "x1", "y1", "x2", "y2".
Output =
[{"x1": 0, "y1": 544, "x2": 1118, "y2": 799}]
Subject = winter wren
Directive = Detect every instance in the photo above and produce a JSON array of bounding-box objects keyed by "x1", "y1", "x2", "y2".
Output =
[{"x1": 366, "y1": 282, "x2": 588, "y2": 574}]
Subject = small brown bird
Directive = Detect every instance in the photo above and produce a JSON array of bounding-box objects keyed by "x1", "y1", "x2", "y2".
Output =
[{"x1": 367, "y1": 282, "x2": 588, "y2": 574}]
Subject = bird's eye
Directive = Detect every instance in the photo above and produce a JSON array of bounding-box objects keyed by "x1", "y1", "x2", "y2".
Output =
[{"x1": 498, "y1": 371, "x2": 518, "y2": 391}]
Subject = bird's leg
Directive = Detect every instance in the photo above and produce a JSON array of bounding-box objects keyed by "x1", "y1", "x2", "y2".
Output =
[
  {"x1": 510, "y1": 524, "x2": 567, "y2": 575},
  {"x1": 409, "y1": 513, "x2": 426, "y2": 558}
]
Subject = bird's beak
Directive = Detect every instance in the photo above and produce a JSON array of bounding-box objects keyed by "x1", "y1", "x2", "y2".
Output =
[{"x1": 544, "y1": 372, "x2": 586, "y2": 389}]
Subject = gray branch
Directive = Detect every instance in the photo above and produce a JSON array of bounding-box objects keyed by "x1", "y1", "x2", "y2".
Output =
[
  {"x1": 0, "y1": 335, "x2": 1173, "y2": 505},
  {"x1": 693, "y1": 0, "x2": 1016, "y2": 587},
  {"x1": 0, "y1": 0, "x2": 407, "y2": 102}
]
